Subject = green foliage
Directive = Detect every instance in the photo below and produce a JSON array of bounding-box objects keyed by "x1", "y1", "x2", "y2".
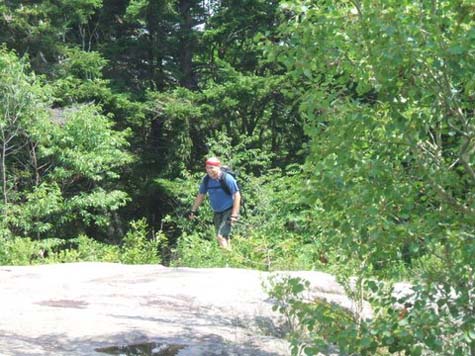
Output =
[
  {"x1": 56, "y1": 47, "x2": 108, "y2": 80},
  {"x1": 0, "y1": 218, "x2": 163, "y2": 266},
  {"x1": 41, "y1": 104, "x2": 133, "y2": 182},
  {"x1": 64, "y1": 189, "x2": 130, "y2": 227},
  {"x1": 199, "y1": 72, "x2": 306, "y2": 168},
  {"x1": 0, "y1": 235, "x2": 118, "y2": 265},
  {"x1": 37, "y1": 104, "x2": 132, "y2": 234},
  {"x1": 120, "y1": 218, "x2": 162, "y2": 264},
  {"x1": 2, "y1": 5, "x2": 473, "y2": 355},
  {"x1": 5, "y1": 183, "x2": 63, "y2": 237},
  {"x1": 264, "y1": 275, "x2": 381, "y2": 356},
  {"x1": 206, "y1": 131, "x2": 274, "y2": 175},
  {"x1": 0, "y1": 49, "x2": 133, "y2": 239},
  {"x1": 0, "y1": 236, "x2": 43, "y2": 265},
  {"x1": 0, "y1": 0, "x2": 103, "y2": 73},
  {"x1": 261, "y1": 0, "x2": 475, "y2": 354},
  {"x1": 171, "y1": 232, "x2": 230, "y2": 268},
  {"x1": 1, "y1": 0, "x2": 309, "y2": 264},
  {"x1": 146, "y1": 88, "x2": 198, "y2": 176},
  {"x1": 167, "y1": 163, "x2": 330, "y2": 271},
  {"x1": 265, "y1": 275, "x2": 310, "y2": 334},
  {"x1": 50, "y1": 47, "x2": 118, "y2": 108},
  {"x1": 0, "y1": 48, "x2": 53, "y2": 226},
  {"x1": 268, "y1": 0, "x2": 475, "y2": 275},
  {"x1": 125, "y1": 0, "x2": 176, "y2": 24},
  {"x1": 45, "y1": 219, "x2": 164, "y2": 264},
  {"x1": 44, "y1": 235, "x2": 120, "y2": 263},
  {"x1": 202, "y1": 0, "x2": 281, "y2": 73}
]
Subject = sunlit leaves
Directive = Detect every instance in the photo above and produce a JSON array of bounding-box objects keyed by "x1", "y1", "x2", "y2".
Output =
[
  {"x1": 0, "y1": 49, "x2": 133, "y2": 239},
  {"x1": 265, "y1": 0, "x2": 475, "y2": 354}
]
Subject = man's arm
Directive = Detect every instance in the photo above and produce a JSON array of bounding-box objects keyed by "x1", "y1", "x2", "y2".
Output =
[
  {"x1": 190, "y1": 193, "x2": 206, "y2": 218},
  {"x1": 230, "y1": 191, "x2": 241, "y2": 223}
]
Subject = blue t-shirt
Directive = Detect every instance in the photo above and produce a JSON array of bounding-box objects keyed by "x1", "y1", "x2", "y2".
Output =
[{"x1": 199, "y1": 172, "x2": 239, "y2": 213}]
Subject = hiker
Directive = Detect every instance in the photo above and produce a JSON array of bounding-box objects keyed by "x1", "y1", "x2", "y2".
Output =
[{"x1": 189, "y1": 157, "x2": 241, "y2": 250}]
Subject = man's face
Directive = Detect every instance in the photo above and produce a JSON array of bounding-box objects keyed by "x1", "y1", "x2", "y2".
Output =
[{"x1": 206, "y1": 165, "x2": 221, "y2": 179}]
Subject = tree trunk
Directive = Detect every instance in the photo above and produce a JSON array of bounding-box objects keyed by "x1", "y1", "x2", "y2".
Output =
[
  {"x1": 178, "y1": 0, "x2": 196, "y2": 89},
  {"x1": 1, "y1": 140, "x2": 7, "y2": 206}
]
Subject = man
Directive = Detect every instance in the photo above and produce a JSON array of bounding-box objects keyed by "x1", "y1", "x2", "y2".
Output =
[{"x1": 189, "y1": 157, "x2": 241, "y2": 250}]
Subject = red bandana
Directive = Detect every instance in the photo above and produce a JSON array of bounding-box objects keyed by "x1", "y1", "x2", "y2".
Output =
[{"x1": 205, "y1": 159, "x2": 221, "y2": 167}]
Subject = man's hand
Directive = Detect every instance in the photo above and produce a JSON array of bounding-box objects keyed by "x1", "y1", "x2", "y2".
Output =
[
  {"x1": 188, "y1": 210, "x2": 198, "y2": 220},
  {"x1": 230, "y1": 215, "x2": 239, "y2": 225}
]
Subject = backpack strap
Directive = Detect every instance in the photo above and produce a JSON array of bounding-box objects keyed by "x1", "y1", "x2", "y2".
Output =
[
  {"x1": 219, "y1": 172, "x2": 232, "y2": 196},
  {"x1": 202, "y1": 174, "x2": 209, "y2": 191}
]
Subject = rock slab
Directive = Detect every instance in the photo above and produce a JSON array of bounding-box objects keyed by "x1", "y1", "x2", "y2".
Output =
[{"x1": 0, "y1": 263, "x2": 360, "y2": 356}]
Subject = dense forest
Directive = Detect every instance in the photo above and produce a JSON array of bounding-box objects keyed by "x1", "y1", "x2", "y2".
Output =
[{"x1": 0, "y1": 0, "x2": 474, "y2": 354}]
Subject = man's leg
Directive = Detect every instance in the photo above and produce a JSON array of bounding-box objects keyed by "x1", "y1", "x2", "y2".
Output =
[
  {"x1": 214, "y1": 210, "x2": 232, "y2": 250},
  {"x1": 217, "y1": 234, "x2": 230, "y2": 250}
]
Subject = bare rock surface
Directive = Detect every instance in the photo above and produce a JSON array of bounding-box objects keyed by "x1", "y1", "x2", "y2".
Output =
[{"x1": 0, "y1": 263, "x2": 366, "y2": 356}]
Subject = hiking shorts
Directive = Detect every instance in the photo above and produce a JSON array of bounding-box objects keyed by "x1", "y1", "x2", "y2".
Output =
[{"x1": 213, "y1": 208, "x2": 233, "y2": 239}]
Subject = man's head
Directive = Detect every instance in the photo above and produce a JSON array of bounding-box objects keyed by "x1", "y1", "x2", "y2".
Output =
[{"x1": 205, "y1": 157, "x2": 221, "y2": 179}]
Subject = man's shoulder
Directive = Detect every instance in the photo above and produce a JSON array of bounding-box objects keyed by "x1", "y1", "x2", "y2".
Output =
[{"x1": 221, "y1": 172, "x2": 236, "y2": 185}]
